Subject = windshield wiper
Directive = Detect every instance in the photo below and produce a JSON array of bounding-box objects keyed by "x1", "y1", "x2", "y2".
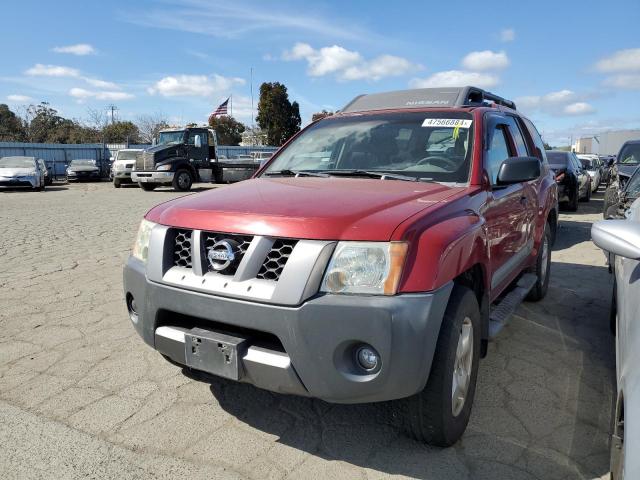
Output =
[
  {"x1": 326, "y1": 170, "x2": 427, "y2": 182},
  {"x1": 264, "y1": 169, "x2": 330, "y2": 178}
]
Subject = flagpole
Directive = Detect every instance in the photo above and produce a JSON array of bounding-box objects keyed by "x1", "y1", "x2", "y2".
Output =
[{"x1": 230, "y1": 95, "x2": 233, "y2": 118}]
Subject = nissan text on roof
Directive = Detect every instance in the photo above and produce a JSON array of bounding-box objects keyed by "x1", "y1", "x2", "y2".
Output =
[{"x1": 124, "y1": 87, "x2": 558, "y2": 446}]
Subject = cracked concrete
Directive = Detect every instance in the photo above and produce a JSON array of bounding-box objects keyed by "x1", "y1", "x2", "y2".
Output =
[{"x1": 0, "y1": 182, "x2": 615, "y2": 479}]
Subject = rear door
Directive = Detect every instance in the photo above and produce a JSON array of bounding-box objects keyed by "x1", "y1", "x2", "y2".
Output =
[{"x1": 483, "y1": 114, "x2": 532, "y2": 297}]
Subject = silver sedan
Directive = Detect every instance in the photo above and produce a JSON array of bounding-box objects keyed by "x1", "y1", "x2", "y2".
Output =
[{"x1": 0, "y1": 156, "x2": 46, "y2": 190}]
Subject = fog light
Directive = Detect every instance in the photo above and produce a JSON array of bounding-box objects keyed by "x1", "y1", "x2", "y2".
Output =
[
  {"x1": 126, "y1": 293, "x2": 139, "y2": 324},
  {"x1": 356, "y1": 345, "x2": 379, "y2": 371}
]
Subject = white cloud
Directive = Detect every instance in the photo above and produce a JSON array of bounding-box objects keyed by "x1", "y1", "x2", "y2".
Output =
[
  {"x1": 500, "y1": 28, "x2": 515, "y2": 42},
  {"x1": 83, "y1": 77, "x2": 118, "y2": 89},
  {"x1": 603, "y1": 74, "x2": 640, "y2": 90},
  {"x1": 515, "y1": 89, "x2": 594, "y2": 116},
  {"x1": 461, "y1": 50, "x2": 509, "y2": 71},
  {"x1": 409, "y1": 70, "x2": 499, "y2": 89},
  {"x1": 52, "y1": 43, "x2": 96, "y2": 56},
  {"x1": 595, "y1": 48, "x2": 640, "y2": 72},
  {"x1": 25, "y1": 64, "x2": 80, "y2": 77},
  {"x1": 147, "y1": 74, "x2": 245, "y2": 97},
  {"x1": 563, "y1": 102, "x2": 595, "y2": 115},
  {"x1": 7, "y1": 94, "x2": 33, "y2": 103},
  {"x1": 69, "y1": 88, "x2": 134, "y2": 101},
  {"x1": 282, "y1": 42, "x2": 418, "y2": 81}
]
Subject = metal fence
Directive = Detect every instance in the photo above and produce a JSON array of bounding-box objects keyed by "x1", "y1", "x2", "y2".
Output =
[{"x1": 0, "y1": 142, "x2": 279, "y2": 180}]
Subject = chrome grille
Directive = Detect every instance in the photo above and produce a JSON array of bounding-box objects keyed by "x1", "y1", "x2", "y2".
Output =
[
  {"x1": 202, "y1": 232, "x2": 253, "y2": 275},
  {"x1": 257, "y1": 239, "x2": 298, "y2": 281},
  {"x1": 136, "y1": 151, "x2": 155, "y2": 171},
  {"x1": 174, "y1": 230, "x2": 192, "y2": 268}
]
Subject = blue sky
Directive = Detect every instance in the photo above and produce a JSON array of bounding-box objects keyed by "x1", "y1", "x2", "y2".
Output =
[{"x1": 1, "y1": 0, "x2": 639, "y2": 145}]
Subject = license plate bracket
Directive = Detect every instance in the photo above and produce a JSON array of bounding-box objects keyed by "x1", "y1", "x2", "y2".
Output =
[{"x1": 184, "y1": 328, "x2": 248, "y2": 381}]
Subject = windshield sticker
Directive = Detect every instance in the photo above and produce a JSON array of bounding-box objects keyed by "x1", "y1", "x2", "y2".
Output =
[{"x1": 422, "y1": 119, "x2": 472, "y2": 128}]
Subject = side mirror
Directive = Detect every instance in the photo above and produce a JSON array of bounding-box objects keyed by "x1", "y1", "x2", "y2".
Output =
[
  {"x1": 194, "y1": 135, "x2": 202, "y2": 148},
  {"x1": 496, "y1": 156, "x2": 541, "y2": 185},
  {"x1": 592, "y1": 220, "x2": 640, "y2": 259}
]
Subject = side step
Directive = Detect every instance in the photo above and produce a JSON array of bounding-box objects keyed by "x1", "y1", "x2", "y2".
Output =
[{"x1": 488, "y1": 273, "x2": 537, "y2": 339}]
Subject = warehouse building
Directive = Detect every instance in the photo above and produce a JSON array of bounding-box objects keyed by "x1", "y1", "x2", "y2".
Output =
[{"x1": 574, "y1": 129, "x2": 640, "y2": 155}]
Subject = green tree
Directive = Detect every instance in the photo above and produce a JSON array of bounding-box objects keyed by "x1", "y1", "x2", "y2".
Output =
[
  {"x1": 208, "y1": 115, "x2": 245, "y2": 145},
  {"x1": 256, "y1": 82, "x2": 301, "y2": 146},
  {"x1": 102, "y1": 121, "x2": 140, "y2": 143},
  {"x1": 0, "y1": 104, "x2": 26, "y2": 141},
  {"x1": 311, "y1": 110, "x2": 333, "y2": 122},
  {"x1": 27, "y1": 102, "x2": 65, "y2": 143}
]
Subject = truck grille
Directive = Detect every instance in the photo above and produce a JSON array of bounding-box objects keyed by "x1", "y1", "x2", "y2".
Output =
[
  {"x1": 256, "y1": 239, "x2": 298, "y2": 281},
  {"x1": 135, "y1": 151, "x2": 155, "y2": 171},
  {"x1": 170, "y1": 229, "x2": 297, "y2": 282},
  {"x1": 174, "y1": 230, "x2": 192, "y2": 267}
]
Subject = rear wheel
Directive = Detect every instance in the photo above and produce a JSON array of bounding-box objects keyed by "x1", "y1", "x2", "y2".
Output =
[
  {"x1": 567, "y1": 188, "x2": 579, "y2": 211},
  {"x1": 113, "y1": 179, "x2": 121, "y2": 188},
  {"x1": 173, "y1": 169, "x2": 193, "y2": 192},
  {"x1": 400, "y1": 286, "x2": 480, "y2": 446},
  {"x1": 139, "y1": 182, "x2": 157, "y2": 191},
  {"x1": 527, "y1": 224, "x2": 551, "y2": 301}
]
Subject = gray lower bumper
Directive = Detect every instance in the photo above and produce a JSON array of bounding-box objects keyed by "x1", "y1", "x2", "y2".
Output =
[
  {"x1": 131, "y1": 171, "x2": 174, "y2": 184},
  {"x1": 113, "y1": 171, "x2": 133, "y2": 180},
  {"x1": 124, "y1": 256, "x2": 452, "y2": 403}
]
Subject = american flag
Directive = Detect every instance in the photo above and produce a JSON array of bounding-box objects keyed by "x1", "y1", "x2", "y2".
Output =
[{"x1": 212, "y1": 98, "x2": 229, "y2": 116}]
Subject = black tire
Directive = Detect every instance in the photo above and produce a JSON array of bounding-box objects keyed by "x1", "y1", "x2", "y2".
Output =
[
  {"x1": 139, "y1": 182, "x2": 157, "y2": 191},
  {"x1": 173, "y1": 169, "x2": 193, "y2": 192},
  {"x1": 567, "y1": 189, "x2": 579, "y2": 211},
  {"x1": 581, "y1": 185, "x2": 591, "y2": 202},
  {"x1": 527, "y1": 224, "x2": 551, "y2": 301},
  {"x1": 400, "y1": 286, "x2": 481, "y2": 447},
  {"x1": 113, "y1": 179, "x2": 121, "y2": 188}
]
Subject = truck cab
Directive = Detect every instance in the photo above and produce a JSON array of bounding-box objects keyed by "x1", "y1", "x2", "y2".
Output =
[{"x1": 132, "y1": 127, "x2": 220, "y2": 191}]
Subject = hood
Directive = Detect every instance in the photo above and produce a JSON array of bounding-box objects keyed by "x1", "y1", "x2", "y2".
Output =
[
  {"x1": 146, "y1": 177, "x2": 465, "y2": 241},
  {"x1": 68, "y1": 165, "x2": 99, "y2": 172},
  {"x1": 616, "y1": 164, "x2": 639, "y2": 178},
  {"x1": 0, "y1": 167, "x2": 37, "y2": 177},
  {"x1": 145, "y1": 144, "x2": 183, "y2": 163},
  {"x1": 114, "y1": 160, "x2": 135, "y2": 167}
]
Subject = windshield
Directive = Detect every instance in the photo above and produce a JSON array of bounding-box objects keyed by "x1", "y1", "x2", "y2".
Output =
[
  {"x1": 0, "y1": 156, "x2": 35, "y2": 168},
  {"x1": 546, "y1": 151, "x2": 568, "y2": 167},
  {"x1": 262, "y1": 112, "x2": 474, "y2": 183},
  {"x1": 579, "y1": 158, "x2": 594, "y2": 169},
  {"x1": 158, "y1": 131, "x2": 186, "y2": 145},
  {"x1": 70, "y1": 159, "x2": 96, "y2": 167},
  {"x1": 618, "y1": 143, "x2": 640, "y2": 165},
  {"x1": 117, "y1": 150, "x2": 139, "y2": 160}
]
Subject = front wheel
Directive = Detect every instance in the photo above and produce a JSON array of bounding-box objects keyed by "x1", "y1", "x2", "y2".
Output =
[
  {"x1": 173, "y1": 169, "x2": 193, "y2": 192},
  {"x1": 527, "y1": 224, "x2": 551, "y2": 301},
  {"x1": 139, "y1": 182, "x2": 157, "y2": 191},
  {"x1": 400, "y1": 286, "x2": 481, "y2": 446},
  {"x1": 113, "y1": 179, "x2": 121, "y2": 188}
]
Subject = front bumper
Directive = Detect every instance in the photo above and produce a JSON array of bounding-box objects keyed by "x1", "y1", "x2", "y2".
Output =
[
  {"x1": 124, "y1": 256, "x2": 452, "y2": 403},
  {"x1": 113, "y1": 170, "x2": 133, "y2": 181},
  {"x1": 0, "y1": 176, "x2": 37, "y2": 188},
  {"x1": 131, "y1": 171, "x2": 174, "y2": 184}
]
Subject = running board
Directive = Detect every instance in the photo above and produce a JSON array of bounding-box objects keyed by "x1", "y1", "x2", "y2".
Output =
[{"x1": 488, "y1": 273, "x2": 537, "y2": 339}]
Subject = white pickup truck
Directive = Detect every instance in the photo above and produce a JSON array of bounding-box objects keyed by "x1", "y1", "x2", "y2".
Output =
[{"x1": 111, "y1": 148, "x2": 144, "y2": 188}]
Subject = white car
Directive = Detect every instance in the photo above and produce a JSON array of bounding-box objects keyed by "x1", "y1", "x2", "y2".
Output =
[
  {"x1": 111, "y1": 149, "x2": 144, "y2": 188},
  {"x1": 592, "y1": 181, "x2": 640, "y2": 479},
  {"x1": 0, "y1": 156, "x2": 46, "y2": 191},
  {"x1": 578, "y1": 154, "x2": 601, "y2": 191}
]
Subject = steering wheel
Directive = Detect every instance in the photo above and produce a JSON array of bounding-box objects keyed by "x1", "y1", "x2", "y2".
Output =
[{"x1": 416, "y1": 155, "x2": 459, "y2": 170}]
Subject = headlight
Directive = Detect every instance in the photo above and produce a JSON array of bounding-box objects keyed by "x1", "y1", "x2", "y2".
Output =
[
  {"x1": 321, "y1": 242, "x2": 408, "y2": 295},
  {"x1": 156, "y1": 164, "x2": 172, "y2": 171},
  {"x1": 132, "y1": 219, "x2": 155, "y2": 263}
]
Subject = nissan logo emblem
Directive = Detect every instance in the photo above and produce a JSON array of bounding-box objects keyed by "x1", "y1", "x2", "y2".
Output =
[{"x1": 207, "y1": 240, "x2": 237, "y2": 271}]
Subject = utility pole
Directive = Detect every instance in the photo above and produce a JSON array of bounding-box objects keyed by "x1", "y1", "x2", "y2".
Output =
[{"x1": 106, "y1": 104, "x2": 118, "y2": 124}]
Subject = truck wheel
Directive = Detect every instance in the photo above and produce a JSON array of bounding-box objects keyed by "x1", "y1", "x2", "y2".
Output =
[
  {"x1": 401, "y1": 286, "x2": 480, "y2": 447},
  {"x1": 113, "y1": 179, "x2": 121, "y2": 188},
  {"x1": 139, "y1": 183, "x2": 157, "y2": 191},
  {"x1": 527, "y1": 224, "x2": 551, "y2": 301},
  {"x1": 173, "y1": 170, "x2": 193, "y2": 192}
]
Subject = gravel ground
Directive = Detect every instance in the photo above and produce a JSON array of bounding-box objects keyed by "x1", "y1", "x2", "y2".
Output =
[{"x1": 0, "y1": 181, "x2": 615, "y2": 480}]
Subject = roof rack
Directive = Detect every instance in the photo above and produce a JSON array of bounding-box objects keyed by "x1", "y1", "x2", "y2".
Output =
[{"x1": 340, "y1": 86, "x2": 516, "y2": 113}]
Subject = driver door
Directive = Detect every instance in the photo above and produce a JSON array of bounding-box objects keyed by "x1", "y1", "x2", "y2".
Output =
[{"x1": 187, "y1": 129, "x2": 209, "y2": 168}]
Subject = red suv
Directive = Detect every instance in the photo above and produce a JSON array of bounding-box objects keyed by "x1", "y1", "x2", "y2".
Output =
[{"x1": 124, "y1": 86, "x2": 558, "y2": 446}]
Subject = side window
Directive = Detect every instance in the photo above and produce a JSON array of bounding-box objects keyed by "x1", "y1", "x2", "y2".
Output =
[
  {"x1": 521, "y1": 117, "x2": 548, "y2": 165},
  {"x1": 187, "y1": 131, "x2": 204, "y2": 146},
  {"x1": 486, "y1": 126, "x2": 511, "y2": 184},
  {"x1": 504, "y1": 116, "x2": 529, "y2": 157}
]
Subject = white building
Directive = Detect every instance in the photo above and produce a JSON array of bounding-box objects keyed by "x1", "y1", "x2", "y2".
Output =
[{"x1": 574, "y1": 129, "x2": 640, "y2": 155}]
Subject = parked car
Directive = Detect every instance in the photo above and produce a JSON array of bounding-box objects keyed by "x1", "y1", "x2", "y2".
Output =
[
  {"x1": 66, "y1": 159, "x2": 101, "y2": 182},
  {"x1": 600, "y1": 155, "x2": 615, "y2": 184},
  {"x1": 547, "y1": 150, "x2": 592, "y2": 210},
  {"x1": 604, "y1": 163, "x2": 640, "y2": 219},
  {"x1": 604, "y1": 141, "x2": 640, "y2": 218},
  {"x1": 37, "y1": 158, "x2": 52, "y2": 186},
  {"x1": 123, "y1": 86, "x2": 558, "y2": 447},
  {"x1": 111, "y1": 149, "x2": 144, "y2": 188},
  {"x1": 577, "y1": 155, "x2": 601, "y2": 192},
  {"x1": 0, "y1": 156, "x2": 46, "y2": 190},
  {"x1": 591, "y1": 197, "x2": 640, "y2": 480}
]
